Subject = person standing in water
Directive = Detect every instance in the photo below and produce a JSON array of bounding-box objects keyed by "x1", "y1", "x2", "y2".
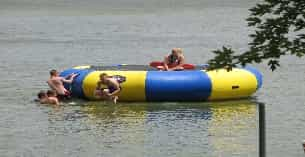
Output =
[
  {"x1": 95, "y1": 73, "x2": 125, "y2": 104},
  {"x1": 47, "y1": 69, "x2": 77, "y2": 100},
  {"x1": 162, "y1": 48, "x2": 185, "y2": 71}
]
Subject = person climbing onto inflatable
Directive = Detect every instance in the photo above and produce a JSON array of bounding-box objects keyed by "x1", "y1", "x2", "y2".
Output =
[
  {"x1": 95, "y1": 73, "x2": 126, "y2": 104},
  {"x1": 47, "y1": 69, "x2": 77, "y2": 100}
]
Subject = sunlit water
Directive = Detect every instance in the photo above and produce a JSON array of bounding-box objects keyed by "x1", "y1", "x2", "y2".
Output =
[{"x1": 0, "y1": 0, "x2": 305, "y2": 156}]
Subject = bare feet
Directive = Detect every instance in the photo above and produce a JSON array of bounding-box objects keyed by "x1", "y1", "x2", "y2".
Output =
[{"x1": 113, "y1": 96, "x2": 118, "y2": 104}]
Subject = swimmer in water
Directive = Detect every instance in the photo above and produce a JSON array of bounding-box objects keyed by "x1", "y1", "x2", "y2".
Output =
[
  {"x1": 37, "y1": 90, "x2": 59, "y2": 105},
  {"x1": 47, "y1": 90, "x2": 59, "y2": 105}
]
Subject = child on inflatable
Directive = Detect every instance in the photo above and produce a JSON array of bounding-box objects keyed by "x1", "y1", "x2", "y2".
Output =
[
  {"x1": 95, "y1": 73, "x2": 126, "y2": 104},
  {"x1": 151, "y1": 48, "x2": 187, "y2": 71}
]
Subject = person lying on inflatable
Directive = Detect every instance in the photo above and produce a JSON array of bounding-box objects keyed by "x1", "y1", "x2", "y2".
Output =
[
  {"x1": 150, "y1": 48, "x2": 194, "y2": 71},
  {"x1": 162, "y1": 48, "x2": 185, "y2": 71}
]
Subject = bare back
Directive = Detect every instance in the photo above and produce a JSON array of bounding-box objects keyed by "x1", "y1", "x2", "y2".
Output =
[{"x1": 47, "y1": 76, "x2": 67, "y2": 95}]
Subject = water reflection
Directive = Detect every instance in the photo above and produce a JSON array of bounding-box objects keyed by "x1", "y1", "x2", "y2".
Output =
[
  {"x1": 207, "y1": 101, "x2": 257, "y2": 156},
  {"x1": 45, "y1": 100, "x2": 258, "y2": 157}
]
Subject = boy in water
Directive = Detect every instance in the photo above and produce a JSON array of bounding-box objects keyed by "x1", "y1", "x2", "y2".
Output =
[
  {"x1": 37, "y1": 90, "x2": 59, "y2": 105},
  {"x1": 95, "y1": 73, "x2": 123, "y2": 104},
  {"x1": 47, "y1": 90, "x2": 59, "y2": 105}
]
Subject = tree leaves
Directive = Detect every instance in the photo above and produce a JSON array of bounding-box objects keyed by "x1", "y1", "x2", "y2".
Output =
[
  {"x1": 208, "y1": 0, "x2": 305, "y2": 71},
  {"x1": 207, "y1": 47, "x2": 238, "y2": 71},
  {"x1": 267, "y1": 60, "x2": 280, "y2": 71}
]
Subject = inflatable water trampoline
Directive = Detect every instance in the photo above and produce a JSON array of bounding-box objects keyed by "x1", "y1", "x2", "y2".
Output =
[{"x1": 60, "y1": 65, "x2": 262, "y2": 102}]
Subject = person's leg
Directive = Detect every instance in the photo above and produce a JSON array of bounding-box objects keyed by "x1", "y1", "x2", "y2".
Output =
[
  {"x1": 156, "y1": 65, "x2": 165, "y2": 70},
  {"x1": 173, "y1": 66, "x2": 184, "y2": 71},
  {"x1": 101, "y1": 89, "x2": 114, "y2": 102},
  {"x1": 112, "y1": 96, "x2": 118, "y2": 104},
  {"x1": 107, "y1": 88, "x2": 120, "y2": 104}
]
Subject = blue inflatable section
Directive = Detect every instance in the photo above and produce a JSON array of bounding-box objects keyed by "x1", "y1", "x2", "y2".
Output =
[
  {"x1": 59, "y1": 69, "x2": 93, "y2": 98},
  {"x1": 244, "y1": 66, "x2": 263, "y2": 89},
  {"x1": 145, "y1": 71, "x2": 212, "y2": 101}
]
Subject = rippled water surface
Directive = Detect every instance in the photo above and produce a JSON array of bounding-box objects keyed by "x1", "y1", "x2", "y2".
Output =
[{"x1": 1, "y1": 0, "x2": 305, "y2": 156}]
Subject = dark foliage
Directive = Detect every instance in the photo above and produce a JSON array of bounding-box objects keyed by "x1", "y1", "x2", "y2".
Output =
[{"x1": 208, "y1": 0, "x2": 305, "y2": 71}]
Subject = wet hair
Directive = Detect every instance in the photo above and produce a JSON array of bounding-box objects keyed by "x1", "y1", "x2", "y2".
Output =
[
  {"x1": 37, "y1": 91, "x2": 47, "y2": 99},
  {"x1": 50, "y1": 69, "x2": 57, "y2": 76},
  {"x1": 47, "y1": 90, "x2": 56, "y2": 97},
  {"x1": 99, "y1": 73, "x2": 108, "y2": 78}
]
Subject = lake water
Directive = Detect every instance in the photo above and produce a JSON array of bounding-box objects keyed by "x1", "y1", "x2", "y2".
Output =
[{"x1": 0, "y1": 0, "x2": 305, "y2": 156}]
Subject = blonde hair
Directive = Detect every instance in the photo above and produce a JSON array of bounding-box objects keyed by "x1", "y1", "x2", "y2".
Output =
[
  {"x1": 172, "y1": 48, "x2": 183, "y2": 53},
  {"x1": 176, "y1": 48, "x2": 183, "y2": 54}
]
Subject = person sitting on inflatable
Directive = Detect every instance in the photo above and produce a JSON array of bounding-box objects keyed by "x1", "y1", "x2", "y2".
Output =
[
  {"x1": 163, "y1": 48, "x2": 185, "y2": 71},
  {"x1": 95, "y1": 73, "x2": 125, "y2": 104}
]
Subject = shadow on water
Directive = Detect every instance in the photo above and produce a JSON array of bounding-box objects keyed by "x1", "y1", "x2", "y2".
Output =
[{"x1": 44, "y1": 99, "x2": 261, "y2": 156}]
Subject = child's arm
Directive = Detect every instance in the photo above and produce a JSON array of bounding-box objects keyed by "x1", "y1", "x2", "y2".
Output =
[
  {"x1": 95, "y1": 81, "x2": 106, "y2": 98},
  {"x1": 163, "y1": 56, "x2": 169, "y2": 71}
]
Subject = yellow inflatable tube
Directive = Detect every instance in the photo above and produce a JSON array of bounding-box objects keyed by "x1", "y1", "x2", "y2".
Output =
[{"x1": 59, "y1": 65, "x2": 263, "y2": 102}]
